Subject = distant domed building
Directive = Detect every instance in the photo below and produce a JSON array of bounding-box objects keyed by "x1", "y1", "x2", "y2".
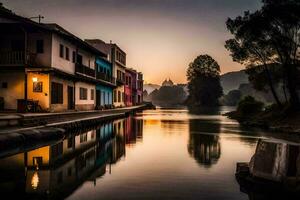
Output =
[{"x1": 162, "y1": 78, "x2": 174, "y2": 87}]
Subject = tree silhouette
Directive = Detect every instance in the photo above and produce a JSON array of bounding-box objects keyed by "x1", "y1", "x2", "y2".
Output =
[{"x1": 186, "y1": 55, "x2": 223, "y2": 106}]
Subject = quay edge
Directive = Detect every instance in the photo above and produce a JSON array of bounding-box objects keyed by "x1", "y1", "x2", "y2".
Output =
[{"x1": 0, "y1": 104, "x2": 153, "y2": 158}]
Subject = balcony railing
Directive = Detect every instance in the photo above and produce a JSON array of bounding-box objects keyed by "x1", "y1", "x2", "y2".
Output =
[
  {"x1": 116, "y1": 77, "x2": 125, "y2": 85},
  {"x1": 0, "y1": 51, "x2": 37, "y2": 66},
  {"x1": 75, "y1": 63, "x2": 95, "y2": 77},
  {"x1": 96, "y1": 72, "x2": 116, "y2": 85}
]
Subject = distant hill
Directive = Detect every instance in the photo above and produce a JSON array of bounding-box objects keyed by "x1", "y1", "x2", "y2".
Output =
[
  {"x1": 221, "y1": 70, "x2": 249, "y2": 94},
  {"x1": 144, "y1": 83, "x2": 160, "y2": 94}
]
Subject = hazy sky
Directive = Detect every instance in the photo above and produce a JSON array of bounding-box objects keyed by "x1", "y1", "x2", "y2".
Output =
[{"x1": 2, "y1": 0, "x2": 261, "y2": 84}]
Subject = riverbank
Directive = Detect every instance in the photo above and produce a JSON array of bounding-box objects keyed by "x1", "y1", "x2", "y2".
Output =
[
  {"x1": 0, "y1": 104, "x2": 153, "y2": 130},
  {"x1": 226, "y1": 107, "x2": 300, "y2": 134},
  {"x1": 0, "y1": 104, "x2": 153, "y2": 157}
]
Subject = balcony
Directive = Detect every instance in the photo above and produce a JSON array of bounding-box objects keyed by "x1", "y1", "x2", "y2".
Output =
[
  {"x1": 96, "y1": 72, "x2": 116, "y2": 85},
  {"x1": 75, "y1": 63, "x2": 95, "y2": 78},
  {"x1": 116, "y1": 77, "x2": 125, "y2": 85},
  {"x1": 0, "y1": 51, "x2": 37, "y2": 66}
]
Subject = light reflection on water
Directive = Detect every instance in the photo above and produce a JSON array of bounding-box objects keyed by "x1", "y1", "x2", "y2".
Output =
[{"x1": 0, "y1": 108, "x2": 298, "y2": 200}]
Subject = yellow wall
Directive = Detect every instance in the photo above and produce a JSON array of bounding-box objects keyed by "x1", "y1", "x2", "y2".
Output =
[
  {"x1": 27, "y1": 146, "x2": 50, "y2": 167},
  {"x1": 27, "y1": 72, "x2": 50, "y2": 110},
  {"x1": 0, "y1": 71, "x2": 25, "y2": 110}
]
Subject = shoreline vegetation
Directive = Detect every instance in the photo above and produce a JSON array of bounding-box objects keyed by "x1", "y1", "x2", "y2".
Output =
[
  {"x1": 221, "y1": 0, "x2": 300, "y2": 134},
  {"x1": 225, "y1": 98, "x2": 300, "y2": 134}
]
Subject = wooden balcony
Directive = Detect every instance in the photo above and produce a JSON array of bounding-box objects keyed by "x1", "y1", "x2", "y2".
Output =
[
  {"x1": 96, "y1": 72, "x2": 116, "y2": 85},
  {"x1": 0, "y1": 51, "x2": 37, "y2": 66},
  {"x1": 75, "y1": 63, "x2": 95, "y2": 78}
]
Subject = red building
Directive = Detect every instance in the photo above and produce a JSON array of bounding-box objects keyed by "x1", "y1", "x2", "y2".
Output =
[{"x1": 124, "y1": 68, "x2": 137, "y2": 106}]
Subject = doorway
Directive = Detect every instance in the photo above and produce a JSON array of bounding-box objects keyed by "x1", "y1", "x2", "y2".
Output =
[{"x1": 67, "y1": 86, "x2": 74, "y2": 110}]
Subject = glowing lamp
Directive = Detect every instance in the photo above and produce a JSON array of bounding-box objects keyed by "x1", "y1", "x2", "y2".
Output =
[{"x1": 32, "y1": 77, "x2": 38, "y2": 82}]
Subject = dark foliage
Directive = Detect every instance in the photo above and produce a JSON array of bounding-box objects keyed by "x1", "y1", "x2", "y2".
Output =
[
  {"x1": 237, "y1": 96, "x2": 264, "y2": 116},
  {"x1": 225, "y1": 0, "x2": 300, "y2": 109},
  {"x1": 186, "y1": 55, "x2": 223, "y2": 106},
  {"x1": 150, "y1": 86, "x2": 186, "y2": 106}
]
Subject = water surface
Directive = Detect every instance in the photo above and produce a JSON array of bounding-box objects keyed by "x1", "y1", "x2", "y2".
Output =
[{"x1": 0, "y1": 108, "x2": 298, "y2": 199}]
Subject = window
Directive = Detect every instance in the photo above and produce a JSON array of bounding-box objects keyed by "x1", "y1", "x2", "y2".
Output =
[
  {"x1": 65, "y1": 47, "x2": 69, "y2": 60},
  {"x1": 80, "y1": 133, "x2": 87, "y2": 143},
  {"x1": 33, "y1": 157, "x2": 43, "y2": 167},
  {"x1": 67, "y1": 137, "x2": 73, "y2": 148},
  {"x1": 80, "y1": 87, "x2": 87, "y2": 100},
  {"x1": 72, "y1": 51, "x2": 76, "y2": 63},
  {"x1": 33, "y1": 82, "x2": 43, "y2": 93},
  {"x1": 118, "y1": 91, "x2": 121, "y2": 102},
  {"x1": 59, "y1": 44, "x2": 64, "y2": 58},
  {"x1": 51, "y1": 142, "x2": 63, "y2": 158},
  {"x1": 2, "y1": 82, "x2": 7, "y2": 89},
  {"x1": 114, "y1": 90, "x2": 117, "y2": 102},
  {"x1": 77, "y1": 54, "x2": 83, "y2": 65},
  {"x1": 36, "y1": 40, "x2": 44, "y2": 53},
  {"x1": 51, "y1": 82, "x2": 63, "y2": 104},
  {"x1": 91, "y1": 89, "x2": 94, "y2": 100}
]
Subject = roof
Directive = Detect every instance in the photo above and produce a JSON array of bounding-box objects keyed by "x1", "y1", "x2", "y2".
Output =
[{"x1": 0, "y1": 5, "x2": 105, "y2": 57}]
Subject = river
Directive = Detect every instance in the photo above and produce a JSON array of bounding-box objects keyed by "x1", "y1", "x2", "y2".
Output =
[{"x1": 0, "y1": 107, "x2": 299, "y2": 200}]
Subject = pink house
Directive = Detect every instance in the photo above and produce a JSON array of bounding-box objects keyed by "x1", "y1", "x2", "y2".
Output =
[{"x1": 124, "y1": 68, "x2": 137, "y2": 106}]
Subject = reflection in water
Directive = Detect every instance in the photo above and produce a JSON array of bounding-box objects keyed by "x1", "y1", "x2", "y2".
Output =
[
  {"x1": 0, "y1": 116, "x2": 143, "y2": 199},
  {"x1": 188, "y1": 133, "x2": 221, "y2": 167},
  {"x1": 1, "y1": 109, "x2": 300, "y2": 200},
  {"x1": 188, "y1": 119, "x2": 221, "y2": 167}
]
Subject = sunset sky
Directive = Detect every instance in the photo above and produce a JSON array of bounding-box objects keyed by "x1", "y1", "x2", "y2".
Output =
[{"x1": 3, "y1": 0, "x2": 261, "y2": 84}]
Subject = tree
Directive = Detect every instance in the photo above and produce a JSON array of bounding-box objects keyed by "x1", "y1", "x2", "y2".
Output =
[
  {"x1": 149, "y1": 86, "x2": 187, "y2": 106},
  {"x1": 225, "y1": 0, "x2": 300, "y2": 109},
  {"x1": 225, "y1": 11, "x2": 283, "y2": 106},
  {"x1": 186, "y1": 55, "x2": 223, "y2": 106}
]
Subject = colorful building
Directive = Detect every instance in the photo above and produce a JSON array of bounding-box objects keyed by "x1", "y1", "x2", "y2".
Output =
[
  {"x1": 85, "y1": 39, "x2": 126, "y2": 108},
  {"x1": 0, "y1": 8, "x2": 111, "y2": 112},
  {"x1": 95, "y1": 57, "x2": 115, "y2": 108},
  {"x1": 136, "y1": 72, "x2": 144, "y2": 104},
  {"x1": 0, "y1": 6, "x2": 143, "y2": 112},
  {"x1": 124, "y1": 68, "x2": 137, "y2": 106}
]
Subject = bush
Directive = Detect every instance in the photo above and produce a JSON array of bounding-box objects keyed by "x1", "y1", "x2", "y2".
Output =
[{"x1": 237, "y1": 96, "x2": 264, "y2": 116}]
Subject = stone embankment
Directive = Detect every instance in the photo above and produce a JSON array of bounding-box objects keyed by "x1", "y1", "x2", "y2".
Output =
[{"x1": 0, "y1": 103, "x2": 154, "y2": 158}]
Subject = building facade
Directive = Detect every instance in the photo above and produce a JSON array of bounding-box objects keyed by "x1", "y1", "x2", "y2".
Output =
[
  {"x1": 136, "y1": 72, "x2": 144, "y2": 104},
  {"x1": 124, "y1": 68, "x2": 137, "y2": 106},
  {"x1": 95, "y1": 57, "x2": 115, "y2": 108},
  {"x1": 85, "y1": 39, "x2": 126, "y2": 108},
  {"x1": 0, "y1": 6, "x2": 143, "y2": 112},
  {"x1": 0, "y1": 8, "x2": 109, "y2": 112}
]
